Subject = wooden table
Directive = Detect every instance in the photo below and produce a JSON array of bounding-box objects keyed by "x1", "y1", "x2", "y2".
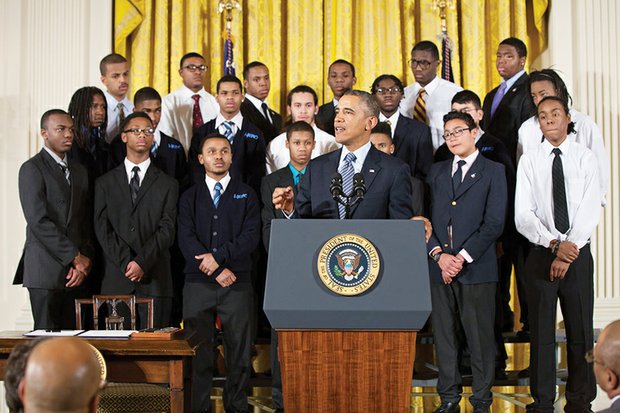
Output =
[{"x1": 0, "y1": 331, "x2": 197, "y2": 413}]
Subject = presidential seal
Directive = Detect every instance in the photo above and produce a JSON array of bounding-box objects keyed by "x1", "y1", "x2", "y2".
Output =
[{"x1": 316, "y1": 233, "x2": 381, "y2": 296}]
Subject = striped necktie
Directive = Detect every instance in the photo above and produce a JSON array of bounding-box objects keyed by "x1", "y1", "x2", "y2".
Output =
[
  {"x1": 413, "y1": 88, "x2": 428, "y2": 124},
  {"x1": 130, "y1": 166, "x2": 140, "y2": 205},
  {"x1": 213, "y1": 182, "x2": 223, "y2": 208},
  {"x1": 338, "y1": 152, "x2": 356, "y2": 219},
  {"x1": 59, "y1": 161, "x2": 70, "y2": 184},
  {"x1": 222, "y1": 121, "x2": 235, "y2": 144},
  {"x1": 552, "y1": 148, "x2": 569, "y2": 233}
]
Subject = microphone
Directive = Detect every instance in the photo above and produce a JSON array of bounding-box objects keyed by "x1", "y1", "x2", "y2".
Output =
[
  {"x1": 352, "y1": 173, "x2": 366, "y2": 199},
  {"x1": 330, "y1": 173, "x2": 343, "y2": 200}
]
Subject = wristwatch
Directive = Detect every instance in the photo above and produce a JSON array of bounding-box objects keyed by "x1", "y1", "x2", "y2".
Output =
[{"x1": 431, "y1": 251, "x2": 443, "y2": 262}]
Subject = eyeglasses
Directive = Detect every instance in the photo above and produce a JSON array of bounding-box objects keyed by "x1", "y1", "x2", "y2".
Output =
[
  {"x1": 123, "y1": 128, "x2": 155, "y2": 136},
  {"x1": 375, "y1": 87, "x2": 403, "y2": 95},
  {"x1": 182, "y1": 64, "x2": 207, "y2": 73},
  {"x1": 408, "y1": 59, "x2": 435, "y2": 69},
  {"x1": 443, "y1": 127, "x2": 472, "y2": 141},
  {"x1": 585, "y1": 349, "x2": 602, "y2": 365}
]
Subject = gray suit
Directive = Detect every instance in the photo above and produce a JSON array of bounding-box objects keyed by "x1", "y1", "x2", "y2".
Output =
[
  {"x1": 599, "y1": 399, "x2": 620, "y2": 413},
  {"x1": 17, "y1": 149, "x2": 93, "y2": 329}
]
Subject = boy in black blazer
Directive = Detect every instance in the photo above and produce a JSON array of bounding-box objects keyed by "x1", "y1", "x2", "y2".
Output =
[
  {"x1": 426, "y1": 111, "x2": 507, "y2": 413},
  {"x1": 178, "y1": 133, "x2": 260, "y2": 413}
]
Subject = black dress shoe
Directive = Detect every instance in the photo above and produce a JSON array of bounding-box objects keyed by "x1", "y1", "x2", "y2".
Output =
[
  {"x1": 433, "y1": 402, "x2": 460, "y2": 413},
  {"x1": 473, "y1": 406, "x2": 490, "y2": 413}
]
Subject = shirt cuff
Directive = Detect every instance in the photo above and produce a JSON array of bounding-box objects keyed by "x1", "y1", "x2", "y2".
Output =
[
  {"x1": 283, "y1": 209, "x2": 295, "y2": 219},
  {"x1": 458, "y1": 249, "x2": 473, "y2": 263},
  {"x1": 429, "y1": 246, "x2": 441, "y2": 258}
]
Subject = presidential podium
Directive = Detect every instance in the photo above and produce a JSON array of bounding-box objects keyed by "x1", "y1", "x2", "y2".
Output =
[{"x1": 264, "y1": 219, "x2": 431, "y2": 413}]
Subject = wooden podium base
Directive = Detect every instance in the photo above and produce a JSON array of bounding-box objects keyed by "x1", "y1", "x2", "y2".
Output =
[{"x1": 278, "y1": 330, "x2": 417, "y2": 413}]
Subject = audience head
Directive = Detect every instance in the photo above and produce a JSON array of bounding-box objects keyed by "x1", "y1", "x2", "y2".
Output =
[
  {"x1": 369, "y1": 122, "x2": 395, "y2": 155},
  {"x1": 68, "y1": 86, "x2": 107, "y2": 145},
  {"x1": 496, "y1": 37, "x2": 527, "y2": 80},
  {"x1": 99, "y1": 53, "x2": 130, "y2": 100},
  {"x1": 528, "y1": 68, "x2": 572, "y2": 109},
  {"x1": 198, "y1": 133, "x2": 233, "y2": 179},
  {"x1": 40, "y1": 109, "x2": 74, "y2": 157},
  {"x1": 120, "y1": 112, "x2": 154, "y2": 160},
  {"x1": 19, "y1": 337, "x2": 102, "y2": 413},
  {"x1": 285, "y1": 121, "x2": 315, "y2": 170},
  {"x1": 5, "y1": 340, "x2": 40, "y2": 413},
  {"x1": 592, "y1": 319, "x2": 620, "y2": 400},
  {"x1": 133, "y1": 87, "x2": 162, "y2": 129},
  {"x1": 451, "y1": 90, "x2": 484, "y2": 127},
  {"x1": 371, "y1": 74, "x2": 404, "y2": 117},
  {"x1": 335, "y1": 90, "x2": 379, "y2": 150},
  {"x1": 286, "y1": 85, "x2": 319, "y2": 125},
  {"x1": 243, "y1": 61, "x2": 271, "y2": 100},
  {"x1": 410, "y1": 41, "x2": 440, "y2": 87},
  {"x1": 443, "y1": 111, "x2": 478, "y2": 158},
  {"x1": 216, "y1": 75, "x2": 244, "y2": 118},
  {"x1": 179, "y1": 52, "x2": 207, "y2": 92},
  {"x1": 327, "y1": 59, "x2": 357, "y2": 100},
  {"x1": 536, "y1": 96, "x2": 574, "y2": 145}
]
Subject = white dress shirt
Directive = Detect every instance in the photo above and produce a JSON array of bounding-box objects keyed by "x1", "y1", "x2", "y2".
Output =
[
  {"x1": 43, "y1": 146, "x2": 68, "y2": 165},
  {"x1": 378, "y1": 112, "x2": 400, "y2": 136},
  {"x1": 104, "y1": 91, "x2": 134, "y2": 142},
  {"x1": 124, "y1": 157, "x2": 151, "y2": 185},
  {"x1": 515, "y1": 139, "x2": 601, "y2": 249},
  {"x1": 517, "y1": 109, "x2": 608, "y2": 206},
  {"x1": 265, "y1": 124, "x2": 340, "y2": 174},
  {"x1": 339, "y1": 141, "x2": 372, "y2": 173},
  {"x1": 214, "y1": 112, "x2": 244, "y2": 139},
  {"x1": 159, "y1": 85, "x2": 219, "y2": 153},
  {"x1": 244, "y1": 94, "x2": 273, "y2": 123},
  {"x1": 400, "y1": 76, "x2": 463, "y2": 150},
  {"x1": 205, "y1": 173, "x2": 231, "y2": 200}
]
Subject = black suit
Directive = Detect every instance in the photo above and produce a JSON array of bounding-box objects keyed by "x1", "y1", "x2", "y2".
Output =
[
  {"x1": 94, "y1": 163, "x2": 178, "y2": 327},
  {"x1": 316, "y1": 101, "x2": 336, "y2": 136},
  {"x1": 189, "y1": 118, "x2": 266, "y2": 196},
  {"x1": 17, "y1": 149, "x2": 94, "y2": 329},
  {"x1": 240, "y1": 99, "x2": 282, "y2": 144},
  {"x1": 67, "y1": 127, "x2": 111, "y2": 193},
  {"x1": 426, "y1": 154, "x2": 507, "y2": 409},
  {"x1": 393, "y1": 114, "x2": 434, "y2": 181},
  {"x1": 296, "y1": 145, "x2": 413, "y2": 219}
]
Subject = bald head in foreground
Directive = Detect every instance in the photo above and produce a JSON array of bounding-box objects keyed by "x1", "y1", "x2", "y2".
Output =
[
  {"x1": 594, "y1": 320, "x2": 620, "y2": 413},
  {"x1": 19, "y1": 337, "x2": 102, "y2": 413}
]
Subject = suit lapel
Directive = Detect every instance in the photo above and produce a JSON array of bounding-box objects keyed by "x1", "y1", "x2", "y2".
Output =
[
  {"x1": 438, "y1": 161, "x2": 454, "y2": 201},
  {"x1": 455, "y1": 155, "x2": 485, "y2": 199},
  {"x1": 393, "y1": 117, "x2": 406, "y2": 154},
  {"x1": 349, "y1": 146, "x2": 381, "y2": 217},
  {"x1": 112, "y1": 164, "x2": 134, "y2": 209},
  {"x1": 133, "y1": 165, "x2": 159, "y2": 210}
]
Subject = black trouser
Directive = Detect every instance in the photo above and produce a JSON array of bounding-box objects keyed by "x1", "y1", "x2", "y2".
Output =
[
  {"x1": 431, "y1": 281, "x2": 496, "y2": 408},
  {"x1": 526, "y1": 245, "x2": 595, "y2": 413},
  {"x1": 183, "y1": 281, "x2": 253, "y2": 413},
  {"x1": 28, "y1": 287, "x2": 87, "y2": 330},
  {"x1": 270, "y1": 328, "x2": 283, "y2": 411}
]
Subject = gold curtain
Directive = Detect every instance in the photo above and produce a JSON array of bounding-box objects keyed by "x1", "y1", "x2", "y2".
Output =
[{"x1": 115, "y1": 0, "x2": 548, "y2": 114}]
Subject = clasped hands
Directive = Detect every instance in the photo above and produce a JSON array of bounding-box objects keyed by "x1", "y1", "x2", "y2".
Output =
[
  {"x1": 65, "y1": 253, "x2": 91, "y2": 288},
  {"x1": 437, "y1": 253, "x2": 465, "y2": 285},
  {"x1": 195, "y1": 253, "x2": 236, "y2": 288},
  {"x1": 549, "y1": 241, "x2": 579, "y2": 281}
]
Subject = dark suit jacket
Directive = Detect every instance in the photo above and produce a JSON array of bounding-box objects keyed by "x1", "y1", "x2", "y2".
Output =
[
  {"x1": 67, "y1": 127, "x2": 111, "y2": 193},
  {"x1": 393, "y1": 114, "x2": 434, "y2": 181},
  {"x1": 189, "y1": 117, "x2": 266, "y2": 196},
  {"x1": 108, "y1": 132, "x2": 189, "y2": 192},
  {"x1": 316, "y1": 101, "x2": 336, "y2": 136},
  {"x1": 94, "y1": 164, "x2": 178, "y2": 297},
  {"x1": 240, "y1": 99, "x2": 282, "y2": 144},
  {"x1": 260, "y1": 166, "x2": 296, "y2": 249},
  {"x1": 178, "y1": 178, "x2": 260, "y2": 284},
  {"x1": 427, "y1": 154, "x2": 507, "y2": 284},
  {"x1": 482, "y1": 73, "x2": 533, "y2": 164},
  {"x1": 599, "y1": 399, "x2": 620, "y2": 413},
  {"x1": 16, "y1": 150, "x2": 94, "y2": 289},
  {"x1": 296, "y1": 145, "x2": 413, "y2": 219}
]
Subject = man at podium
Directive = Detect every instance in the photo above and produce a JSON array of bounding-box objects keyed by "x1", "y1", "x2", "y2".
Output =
[{"x1": 272, "y1": 90, "x2": 414, "y2": 220}]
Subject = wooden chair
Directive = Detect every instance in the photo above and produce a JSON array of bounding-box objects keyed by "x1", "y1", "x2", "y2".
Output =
[{"x1": 75, "y1": 295, "x2": 170, "y2": 413}]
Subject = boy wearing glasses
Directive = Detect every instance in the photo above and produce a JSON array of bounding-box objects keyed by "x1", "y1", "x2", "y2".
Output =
[
  {"x1": 426, "y1": 111, "x2": 507, "y2": 413},
  {"x1": 95, "y1": 112, "x2": 178, "y2": 328},
  {"x1": 400, "y1": 41, "x2": 463, "y2": 150},
  {"x1": 159, "y1": 52, "x2": 219, "y2": 152}
]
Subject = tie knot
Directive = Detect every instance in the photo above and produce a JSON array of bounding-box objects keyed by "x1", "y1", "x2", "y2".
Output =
[
  {"x1": 132, "y1": 166, "x2": 140, "y2": 174},
  {"x1": 214, "y1": 182, "x2": 223, "y2": 191},
  {"x1": 261, "y1": 102, "x2": 269, "y2": 111},
  {"x1": 225, "y1": 120, "x2": 234, "y2": 128},
  {"x1": 192, "y1": 94, "x2": 201, "y2": 102},
  {"x1": 117, "y1": 102, "x2": 124, "y2": 110},
  {"x1": 344, "y1": 152, "x2": 356, "y2": 164},
  {"x1": 457, "y1": 160, "x2": 466, "y2": 168},
  {"x1": 419, "y1": 88, "x2": 427, "y2": 97},
  {"x1": 552, "y1": 148, "x2": 562, "y2": 156}
]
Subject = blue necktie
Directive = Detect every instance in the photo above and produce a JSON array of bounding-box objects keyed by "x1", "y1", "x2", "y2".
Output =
[
  {"x1": 490, "y1": 81, "x2": 507, "y2": 118},
  {"x1": 222, "y1": 121, "x2": 235, "y2": 144},
  {"x1": 452, "y1": 160, "x2": 466, "y2": 195},
  {"x1": 150, "y1": 140, "x2": 159, "y2": 157},
  {"x1": 213, "y1": 182, "x2": 223, "y2": 208},
  {"x1": 338, "y1": 152, "x2": 356, "y2": 219}
]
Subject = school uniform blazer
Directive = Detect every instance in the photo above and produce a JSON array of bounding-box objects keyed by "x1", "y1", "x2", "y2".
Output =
[
  {"x1": 240, "y1": 99, "x2": 283, "y2": 143},
  {"x1": 393, "y1": 114, "x2": 434, "y2": 181},
  {"x1": 482, "y1": 73, "x2": 533, "y2": 162},
  {"x1": 260, "y1": 166, "x2": 295, "y2": 250},
  {"x1": 177, "y1": 178, "x2": 260, "y2": 283},
  {"x1": 426, "y1": 154, "x2": 507, "y2": 284},
  {"x1": 16, "y1": 149, "x2": 93, "y2": 289},
  {"x1": 316, "y1": 101, "x2": 336, "y2": 136},
  {"x1": 94, "y1": 164, "x2": 178, "y2": 297},
  {"x1": 295, "y1": 145, "x2": 413, "y2": 219},
  {"x1": 188, "y1": 118, "x2": 267, "y2": 195}
]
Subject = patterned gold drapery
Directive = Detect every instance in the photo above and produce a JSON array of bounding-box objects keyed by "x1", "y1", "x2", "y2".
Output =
[{"x1": 115, "y1": 0, "x2": 548, "y2": 115}]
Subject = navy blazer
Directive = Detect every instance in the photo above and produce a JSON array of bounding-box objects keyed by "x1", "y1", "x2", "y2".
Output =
[
  {"x1": 178, "y1": 178, "x2": 260, "y2": 284},
  {"x1": 188, "y1": 118, "x2": 266, "y2": 195},
  {"x1": 316, "y1": 101, "x2": 336, "y2": 136},
  {"x1": 393, "y1": 114, "x2": 434, "y2": 181},
  {"x1": 94, "y1": 164, "x2": 178, "y2": 297},
  {"x1": 260, "y1": 166, "x2": 296, "y2": 249},
  {"x1": 427, "y1": 154, "x2": 507, "y2": 284},
  {"x1": 240, "y1": 99, "x2": 282, "y2": 144},
  {"x1": 296, "y1": 145, "x2": 413, "y2": 219},
  {"x1": 482, "y1": 73, "x2": 533, "y2": 163}
]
